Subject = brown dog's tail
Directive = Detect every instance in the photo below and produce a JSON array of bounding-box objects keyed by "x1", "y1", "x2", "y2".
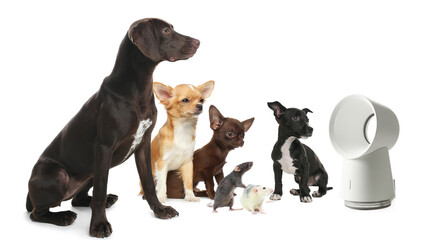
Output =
[{"x1": 26, "y1": 193, "x2": 33, "y2": 212}]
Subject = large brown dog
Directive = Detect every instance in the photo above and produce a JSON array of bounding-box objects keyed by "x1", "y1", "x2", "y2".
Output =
[
  {"x1": 166, "y1": 105, "x2": 254, "y2": 199},
  {"x1": 26, "y1": 18, "x2": 199, "y2": 238}
]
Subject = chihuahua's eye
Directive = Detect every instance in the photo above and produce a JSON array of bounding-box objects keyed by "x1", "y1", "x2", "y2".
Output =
[
  {"x1": 182, "y1": 98, "x2": 189, "y2": 103},
  {"x1": 292, "y1": 116, "x2": 300, "y2": 121},
  {"x1": 163, "y1": 27, "x2": 171, "y2": 34},
  {"x1": 200, "y1": 99, "x2": 204, "y2": 103}
]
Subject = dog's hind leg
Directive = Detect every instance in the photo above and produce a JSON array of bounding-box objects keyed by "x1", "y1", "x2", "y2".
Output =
[
  {"x1": 311, "y1": 172, "x2": 329, "y2": 198},
  {"x1": 28, "y1": 158, "x2": 77, "y2": 226},
  {"x1": 290, "y1": 175, "x2": 301, "y2": 195},
  {"x1": 71, "y1": 178, "x2": 118, "y2": 208}
]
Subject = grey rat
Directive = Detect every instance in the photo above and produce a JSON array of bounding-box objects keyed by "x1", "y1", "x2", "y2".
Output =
[{"x1": 211, "y1": 162, "x2": 253, "y2": 212}]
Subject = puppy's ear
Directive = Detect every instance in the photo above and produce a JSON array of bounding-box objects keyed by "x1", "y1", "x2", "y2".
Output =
[
  {"x1": 267, "y1": 101, "x2": 286, "y2": 118},
  {"x1": 209, "y1": 105, "x2": 224, "y2": 130},
  {"x1": 153, "y1": 82, "x2": 173, "y2": 105},
  {"x1": 198, "y1": 80, "x2": 215, "y2": 99},
  {"x1": 128, "y1": 19, "x2": 162, "y2": 62},
  {"x1": 302, "y1": 108, "x2": 313, "y2": 114},
  {"x1": 242, "y1": 117, "x2": 255, "y2": 132}
]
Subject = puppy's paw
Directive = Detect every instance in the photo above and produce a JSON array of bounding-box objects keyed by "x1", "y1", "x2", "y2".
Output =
[
  {"x1": 312, "y1": 191, "x2": 322, "y2": 198},
  {"x1": 185, "y1": 191, "x2": 200, "y2": 202},
  {"x1": 157, "y1": 193, "x2": 167, "y2": 203},
  {"x1": 270, "y1": 193, "x2": 282, "y2": 201},
  {"x1": 300, "y1": 195, "x2": 313, "y2": 203},
  {"x1": 290, "y1": 189, "x2": 300, "y2": 195}
]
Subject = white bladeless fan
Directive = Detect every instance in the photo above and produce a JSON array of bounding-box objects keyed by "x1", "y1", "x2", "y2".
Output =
[{"x1": 329, "y1": 95, "x2": 399, "y2": 210}]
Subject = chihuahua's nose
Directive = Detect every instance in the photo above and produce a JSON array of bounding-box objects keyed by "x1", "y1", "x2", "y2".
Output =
[{"x1": 196, "y1": 104, "x2": 203, "y2": 111}]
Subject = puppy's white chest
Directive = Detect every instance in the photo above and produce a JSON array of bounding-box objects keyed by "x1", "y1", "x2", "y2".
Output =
[
  {"x1": 278, "y1": 137, "x2": 298, "y2": 175},
  {"x1": 124, "y1": 118, "x2": 153, "y2": 160},
  {"x1": 163, "y1": 120, "x2": 196, "y2": 170}
]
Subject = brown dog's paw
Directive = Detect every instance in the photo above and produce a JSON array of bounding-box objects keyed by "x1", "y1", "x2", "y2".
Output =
[
  {"x1": 105, "y1": 194, "x2": 118, "y2": 208},
  {"x1": 30, "y1": 210, "x2": 77, "y2": 226},
  {"x1": 89, "y1": 220, "x2": 112, "y2": 238},
  {"x1": 153, "y1": 205, "x2": 179, "y2": 219}
]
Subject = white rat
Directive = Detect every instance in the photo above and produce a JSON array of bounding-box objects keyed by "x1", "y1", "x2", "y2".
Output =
[{"x1": 240, "y1": 185, "x2": 273, "y2": 214}]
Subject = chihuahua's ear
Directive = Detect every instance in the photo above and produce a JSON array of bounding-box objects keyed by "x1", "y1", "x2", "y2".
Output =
[
  {"x1": 153, "y1": 82, "x2": 173, "y2": 105},
  {"x1": 242, "y1": 117, "x2": 255, "y2": 132},
  {"x1": 198, "y1": 80, "x2": 215, "y2": 99},
  {"x1": 302, "y1": 108, "x2": 313, "y2": 114},
  {"x1": 267, "y1": 101, "x2": 286, "y2": 118},
  {"x1": 209, "y1": 105, "x2": 224, "y2": 130}
]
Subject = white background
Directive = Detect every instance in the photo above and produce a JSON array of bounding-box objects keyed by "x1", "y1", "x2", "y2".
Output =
[{"x1": 1, "y1": 0, "x2": 420, "y2": 239}]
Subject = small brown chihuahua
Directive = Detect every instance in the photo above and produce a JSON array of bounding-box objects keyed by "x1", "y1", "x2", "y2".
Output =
[{"x1": 166, "y1": 105, "x2": 254, "y2": 199}]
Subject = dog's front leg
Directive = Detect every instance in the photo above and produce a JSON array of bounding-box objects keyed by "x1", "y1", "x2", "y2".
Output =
[
  {"x1": 214, "y1": 170, "x2": 224, "y2": 184},
  {"x1": 270, "y1": 161, "x2": 283, "y2": 200},
  {"x1": 203, "y1": 174, "x2": 216, "y2": 199},
  {"x1": 90, "y1": 142, "x2": 113, "y2": 238},
  {"x1": 135, "y1": 135, "x2": 179, "y2": 219},
  {"x1": 298, "y1": 159, "x2": 312, "y2": 203},
  {"x1": 179, "y1": 161, "x2": 200, "y2": 202}
]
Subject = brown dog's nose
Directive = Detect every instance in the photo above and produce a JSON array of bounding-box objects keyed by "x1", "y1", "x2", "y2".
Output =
[{"x1": 192, "y1": 38, "x2": 200, "y2": 48}]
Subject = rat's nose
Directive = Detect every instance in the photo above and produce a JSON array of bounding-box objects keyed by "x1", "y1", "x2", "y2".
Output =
[{"x1": 191, "y1": 38, "x2": 200, "y2": 48}]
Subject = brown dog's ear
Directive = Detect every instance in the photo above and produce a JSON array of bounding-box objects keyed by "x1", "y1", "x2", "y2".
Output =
[
  {"x1": 209, "y1": 105, "x2": 224, "y2": 130},
  {"x1": 128, "y1": 19, "x2": 162, "y2": 62},
  {"x1": 153, "y1": 82, "x2": 173, "y2": 105},
  {"x1": 198, "y1": 80, "x2": 215, "y2": 99},
  {"x1": 267, "y1": 101, "x2": 286, "y2": 118},
  {"x1": 242, "y1": 117, "x2": 254, "y2": 132}
]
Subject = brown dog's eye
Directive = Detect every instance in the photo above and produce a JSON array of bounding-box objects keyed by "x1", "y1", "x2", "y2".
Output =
[
  {"x1": 163, "y1": 27, "x2": 171, "y2": 34},
  {"x1": 227, "y1": 132, "x2": 234, "y2": 138},
  {"x1": 182, "y1": 98, "x2": 189, "y2": 103}
]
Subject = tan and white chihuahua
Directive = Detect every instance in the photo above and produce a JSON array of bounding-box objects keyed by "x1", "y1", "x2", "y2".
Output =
[{"x1": 140, "y1": 80, "x2": 215, "y2": 203}]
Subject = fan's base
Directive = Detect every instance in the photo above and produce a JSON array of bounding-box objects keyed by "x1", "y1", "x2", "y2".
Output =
[{"x1": 345, "y1": 199, "x2": 392, "y2": 210}]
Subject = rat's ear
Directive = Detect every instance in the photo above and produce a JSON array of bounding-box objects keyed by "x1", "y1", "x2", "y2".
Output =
[
  {"x1": 267, "y1": 101, "x2": 286, "y2": 118},
  {"x1": 128, "y1": 19, "x2": 162, "y2": 62},
  {"x1": 253, "y1": 188, "x2": 258, "y2": 193},
  {"x1": 242, "y1": 117, "x2": 255, "y2": 132},
  {"x1": 209, "y1": 105, "x2": 224, "y2": 130},
  {"x1": 198, "y1": 80, "x2": 215, "y2": 99},
  {"x1": 302, "y1": 108, "x2": 313, "y2": 114},
  {"x1": 234, "y1": 166, "x2": 241, "y2": 172},
  {"x1": 153, "y1": 82, "x2": 173, "y2": 105}
]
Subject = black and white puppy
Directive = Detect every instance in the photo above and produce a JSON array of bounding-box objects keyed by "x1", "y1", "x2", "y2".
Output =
[{"x1": 267, "y1": 101, "x2": 331, "y2": 203}]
